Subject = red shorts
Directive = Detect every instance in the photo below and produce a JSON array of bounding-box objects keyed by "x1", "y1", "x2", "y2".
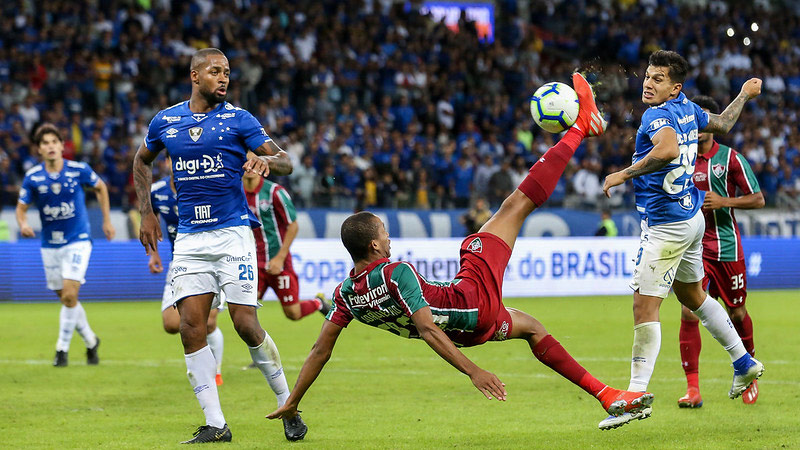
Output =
[
  {"x1": 703, "y1": 258, "x2": 747, "y2": 308},
  {"x1": 257, "y1": 262, "x2": 300, "y2": 305},
  {"x1": 449, "y1": 233, "x2": 513, "y2": 347}
]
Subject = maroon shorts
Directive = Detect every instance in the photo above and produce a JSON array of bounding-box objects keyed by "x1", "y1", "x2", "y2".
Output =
[
  {"x1": 449, "y1": 233, "x2": 513, "y2": 347},
  {"x1": 703, "y1": 258, "x2": 747, "y2": 308},
  {"x1": 257, "y1": 263, "x2": 300, "y2": 305}
]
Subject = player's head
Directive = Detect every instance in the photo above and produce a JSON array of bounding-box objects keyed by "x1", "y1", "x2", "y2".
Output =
[
  {"x1": 692, "y1": 95, "x2": 720, "y2": 146},
  {"x1": 190, "y1": 48, "x2": 229, "y2": 105},
  {"x1": 341, "y1": 211, "x2": 391, "y2": 262},
  {"x1": 33, "y1": 123, "x2": 64, "y2": 162},
  {"x1": 643, "y1": 50, "x2": 689, "y2": 105}
]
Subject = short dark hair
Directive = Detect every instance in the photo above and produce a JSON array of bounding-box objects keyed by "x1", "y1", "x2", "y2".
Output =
[
  {"x1": 341, "y1": 211, "x2": 381, "y2": 262},
  {"x1": 648, "y1": 50, "x2": 689, "y2": 84},
  {"x1": 190, "y1": 48, "x2": 226, "y2": 72},
  {"x1": 33, "y1": 123, "x2": 63, "y2": 145},
  {"x1": 692, "y1": 95, "x2": 720, "y2": 114}
]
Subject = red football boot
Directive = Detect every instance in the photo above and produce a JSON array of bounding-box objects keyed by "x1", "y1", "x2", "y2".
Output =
[
  {"x1": 677, "y1": 386, "x2": 703, "y2": 408},
  {"x1": 571, "y1": 72, "x2": 607, "y2": 137},
  {"x1": 598, "y1": 387, "x2": 655, "y2": 416},
  {"x1": 742, "y1": 379, "x2": 759, "y2": 404}
]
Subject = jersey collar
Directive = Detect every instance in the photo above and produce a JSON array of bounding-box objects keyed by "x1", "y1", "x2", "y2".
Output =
[
  {"x1": 698, "y1": 140, "x2": 720, "y2": 161},
  {"x1": 350, "y1": 258, "x2": 390, "y2": 280}
]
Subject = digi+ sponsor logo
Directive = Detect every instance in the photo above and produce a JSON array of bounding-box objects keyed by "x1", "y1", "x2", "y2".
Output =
[
  {"x1": 174, "y1": 154, "x2": 224, "y2": 175},
  {"x1": 42, "y1": 201, "x2": 77, "y2": 221}
]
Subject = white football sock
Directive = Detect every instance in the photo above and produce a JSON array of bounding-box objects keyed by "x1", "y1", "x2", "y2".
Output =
[
  {"x1": 206, "y1": 328, "x2": 224, "y2": 374},
  {"x1": 57, "y1": 304, "x2": 79, "y2": 352},
  {"x1": 248, "y1": 331, "x2": 290, "y2": 407},
  {"x1": 73, "y1": 302, "x2": 98, "y2": 348},
  {"x1": 185, "y1": 346, "x2": 226, "y2": 428},
  {"x1": 628, "y1": 321, "x2": 661, "y2": 392},
  {"x1": 692, "y1": 296, "x2": 747, "y2": 362}
]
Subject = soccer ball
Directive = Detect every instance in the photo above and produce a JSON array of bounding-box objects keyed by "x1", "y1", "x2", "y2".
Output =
[{"x1": 530, "y1": 82, "x2": 580, "y2": 133}]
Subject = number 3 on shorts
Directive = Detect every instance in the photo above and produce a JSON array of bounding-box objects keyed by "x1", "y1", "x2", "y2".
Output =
[{"x1": 238, "y1": 264, "x2": 254, "y2": 281}]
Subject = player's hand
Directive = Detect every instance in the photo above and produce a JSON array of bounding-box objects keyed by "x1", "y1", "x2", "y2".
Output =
[
  {"x1": 139, "y1": 212, "x2": 162, "y2": 255},
  {"x1": 702, "y1": 191, "x2": 728, "y2": 211},
  {"x1": 148, "y1": 254, "x2": 163, "y2": 273},
  {"x1": 470, "y1": 369, "x2": 506, "y2": 401},
  {"x1": 243, "y1": 156, "x2": 270, "y2": 177},
  {"x1": 603, "y1": 171, "x2": 626, "y2": 198},
  {"x1": 266, "y1": 402, "x2": 299, "y2": 420},
  {"x1": 741, "y1": 78, "x2": 762, "y2": 100},
  {"x1": 267, "y1": 256, "x2": 285, "y2": 275},
  {"x1": 103, "y1": 219, "x2": 116, "y2": 241},
  {"x1": 20, "y1": 224, "x2": 35, "y2": 238}
]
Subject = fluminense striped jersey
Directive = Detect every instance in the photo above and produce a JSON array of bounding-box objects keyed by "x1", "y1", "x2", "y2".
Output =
[
  {"x1": 692, "y1": 142, "x2": 760, "y2": 261},
  {"x1": 250, "y1": 178, "x2": 297, "y2": 260},
  {"x1": 327, "y1": 258, "x2": 480, "y2": 343}
]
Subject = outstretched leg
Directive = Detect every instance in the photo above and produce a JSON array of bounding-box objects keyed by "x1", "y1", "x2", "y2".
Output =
[
  {"x1": 678, "y1": 305, "x2": 703, "y2": 408},
  {"x1": 507, "y1": 308, "x2": 652, "y2": 416}
]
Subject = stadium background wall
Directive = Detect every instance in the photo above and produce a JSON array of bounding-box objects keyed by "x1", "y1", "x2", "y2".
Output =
[{"x1": 1, "y1": 237, "x2": 799, "y2": 302}]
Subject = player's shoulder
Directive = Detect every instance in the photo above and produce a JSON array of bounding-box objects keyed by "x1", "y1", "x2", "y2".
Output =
[
  {"x1": 24, "y1": 164, "x2": 44, "y2": 178},
  {"x1": 387, "y1": 261, "x2": 419, "y2": 276},
  {"x1": 151, "y1": 101, "x2": 187, "y2": 124}
]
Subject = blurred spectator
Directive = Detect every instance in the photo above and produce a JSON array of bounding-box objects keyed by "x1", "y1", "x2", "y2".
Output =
[{"x1": 460, "y1": 197, "x2": 492, "y2": 235}]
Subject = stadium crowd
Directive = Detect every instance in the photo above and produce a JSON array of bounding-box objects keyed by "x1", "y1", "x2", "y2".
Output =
[{"x1": 0, "y1": 0, "x2": 799, "y2": 211}]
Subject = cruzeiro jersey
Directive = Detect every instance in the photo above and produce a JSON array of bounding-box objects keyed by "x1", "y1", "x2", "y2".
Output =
[
  {"x1": 19, "y1": 161, "x2": 100, "y2": 248},
  {"x1": 692, "y1": 142, "x2": 760, "y2": 261},
  {"x1": 144, "y1": 101, "x2": 272, "y2": 233},
  {"x1": 633, "y1": 92, "x2": 709, "y2": 226},
  {"x1": 150, "y1": 177, "x2": 179, "y2": 251},
  {"x1": 254, "y1": 179, "x2": 297, "y2": 260},
  {"x1": 327, "y1": 258, "x2": 479, "y2": 344}
]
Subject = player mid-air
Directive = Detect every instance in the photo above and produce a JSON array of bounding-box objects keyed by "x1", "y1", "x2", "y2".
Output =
[
  {"x1": 677, "y1": 95, "x2": 765, "y2": 408},
  {"x1": 17, "y1": 123, "x2": 114, "y2": 367},
  {"x1": 134, "y1": 48, "x2": 306, "y2": 443},
  {"x1": 148, "y1": 155, "x2": 225, "y2": 386},
  {"x1": 268, "y1": 74, "x2": 655, "y2": 435},
  {"x1": 601, "y1": 50, "x2": 764, "y2": 430}
]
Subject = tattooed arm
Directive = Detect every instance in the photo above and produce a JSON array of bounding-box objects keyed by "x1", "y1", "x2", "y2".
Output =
[
  {"x1": 243, "y1": 140, "x2": 293, "y2": 177},
  {"x1": 133, "y1": 142, "x2": 162, "y2": 254},
  {"x1": 703, "y1": 78, "x2": 762, "y2": 135},
  {"x1": 603, "y1": 127, "x2": 679, "y2": 197}
]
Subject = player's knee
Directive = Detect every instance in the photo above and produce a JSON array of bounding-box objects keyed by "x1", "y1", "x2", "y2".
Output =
[
  {"x1": 729, "y1": 305, "x2": 747, "y2": 323},
  {"x1": 60, "y1": 292, "x2": 78, "y2": 307},
  {"x1": 680, "y1": 305, "x2": 697, "y2": 321},
  {"x1": 206, "y1": 323, "x2": 217, "y2": 334},
  {"x1": 163, "y1": 322, "x2": 180, "y2": 334},
  {"x1": 283, "y1": 308, "x2": 302, "y2": 321}
]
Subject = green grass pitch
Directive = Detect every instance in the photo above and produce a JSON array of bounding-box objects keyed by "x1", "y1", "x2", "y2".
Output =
[{"x1": 1, "y1": 290, "x2": 798, "y2": 449}]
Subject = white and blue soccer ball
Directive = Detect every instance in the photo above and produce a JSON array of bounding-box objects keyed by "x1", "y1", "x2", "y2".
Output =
[{"x1": 530, "y1": 82, "x2": 580, "y2": 133}]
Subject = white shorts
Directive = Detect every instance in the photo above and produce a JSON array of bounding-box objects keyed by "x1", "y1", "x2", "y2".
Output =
[
  {"x1": 629, "y1": 212, "x2": 705, "y2": 298},
  {"x1": 170, "y1": 226, "x2": 258, "y2": 308},
  {"x1": 40, "y1": 241, "x2": 92, "y2": 291},
  {"x1": 161, "y1": 261, "x2": 226, "y2": 311}
]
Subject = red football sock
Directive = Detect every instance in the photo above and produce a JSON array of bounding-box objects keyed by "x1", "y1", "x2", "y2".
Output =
[
  {"x1": 298, "y1": 299, "x2": 322, "y2": 319},
  {"x1": 518, "y1": 127, "x2": 583, "y2": 207},
  {"x1": 733, "y1": 312, "x2": 755, "y2": 357},
  {"x1": 531, "y1": 334, "x2": 605, "y2": 397},
  {"x1": 679, "y1": 318, "x2": 701, "y2": 388}
]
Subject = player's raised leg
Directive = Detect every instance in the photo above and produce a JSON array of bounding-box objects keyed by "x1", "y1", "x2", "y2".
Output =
[
  {"x1": 228, "y1": 303, "x2": 307, "y2": 441},
  {"x1": 507, "y1": 308, "x2": 653, "y2": 417},
  {"x1": 480, "y1": 73, "x2": 605, "y2": 249},
  {"x1": 176, "y1": 293, "x2": 231, "y2": 444}
]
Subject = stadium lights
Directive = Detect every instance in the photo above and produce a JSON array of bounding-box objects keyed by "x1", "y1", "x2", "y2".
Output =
[
  {"x1": 751, "y1": 22, "x2": 759, "y2": 32},
  {"x1": 726, "y1": 27, "x2": 735, "y2": 37},
  {"x1": 743, "y1": 37, "x2": 751, "y2": 46}
]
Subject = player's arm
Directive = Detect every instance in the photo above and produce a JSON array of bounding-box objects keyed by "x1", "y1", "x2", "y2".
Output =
[
  {"x1": 89, "y1": 179, "x2": 115, "y2": 240},
  {"x1": 266, "y1": 319, "x2": 344, "y2": 420},
  {"x1": 703, "y1": 78, "x2": 762, "y2": 134},
  {"x1": 267, "y1": 221, "x2": 298, "y2": 275},
  {"x1": 15, "y1": 201, "x2": 34, "y2": 237},
  {"x1": 603, "y1": 128, "x2": 679, "y2": 197},
  {"x1": 244, "y1": 141, "x2": 292, "y2": 178},
  {"x1": 411, "y1": 306, "x2": 507, "y2": 401},
  {"x1": 703, "y1": 191, "x2": 765, "y2": 211},
  {"x1": 133, "y1": 142, "x2": 162, "y2": 254}
]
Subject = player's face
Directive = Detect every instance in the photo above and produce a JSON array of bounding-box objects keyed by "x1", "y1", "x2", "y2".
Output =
[
  {"x1": 192, "y1": 54, "x2": 230, "y2": 104},
  {"x1": 37, "y1": 133, "x2": 64, "y2": 162},
  {"x1": 374, "y1": 218, "x2": 391, "y2": 259},
  {"x1": 642, "y1": 65, "x2": 681, "y2": 105}
]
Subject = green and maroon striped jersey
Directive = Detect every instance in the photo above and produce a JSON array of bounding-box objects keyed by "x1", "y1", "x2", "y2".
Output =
[
  {"x1": 692, "y1": 142, "x2": 760, "y2": 261},
  {"x1": 253, "y1": 179, "x2": 297, "y2": 260},
  {"x1": 327, "y1": 258, "x2": 480, "y2": 344}
]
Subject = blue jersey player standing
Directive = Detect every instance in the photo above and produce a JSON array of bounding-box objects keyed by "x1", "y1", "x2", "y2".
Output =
[
  {"x1": 16, "y1": 123, "x2": 115, "y2": 367},
  {"x1": 133, "y1": 48, "x2": 306, "y2": 443},
  {"x1": 600, "y1": 50, "x2": 764, "y2": 430},
  {"x1": 149, "y1": 156, "x2": 225, "y2": 387}
]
